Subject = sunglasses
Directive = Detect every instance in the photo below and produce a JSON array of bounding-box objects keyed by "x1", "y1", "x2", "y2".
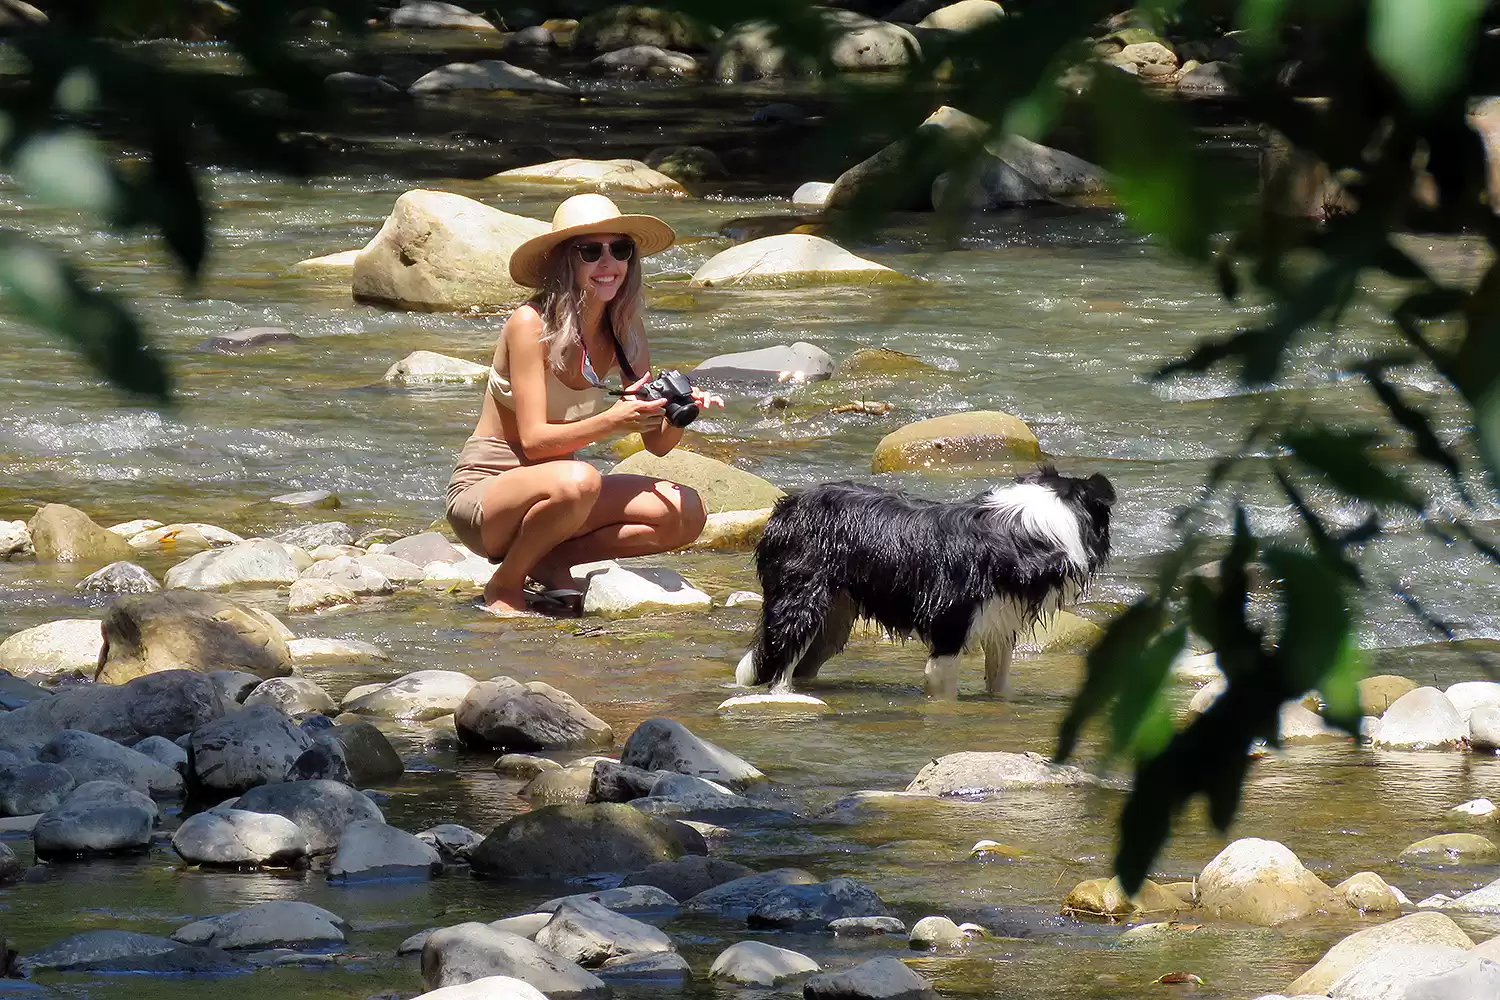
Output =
[{"x1": 573, "y1": 238, "x2": 635, "y2": 264}]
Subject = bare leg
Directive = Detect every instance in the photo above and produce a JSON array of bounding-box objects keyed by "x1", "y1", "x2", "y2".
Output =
[
  {"x1": 529, "y1": 475, "x2": 706, "y2": 588},
  {"x1": 476, "y1": 461, "x2": 602, "y2": 615},
  {"x1": 924, "y1": 654, "x2": 962, "y2": 699},
  {"x1": 984, "y1": 640, "x2": 1013, "y2": 699}
]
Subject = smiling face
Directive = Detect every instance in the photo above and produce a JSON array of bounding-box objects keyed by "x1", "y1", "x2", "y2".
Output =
[{"x1": 570, "y1": 231, "x2": 630, "y2": 302}]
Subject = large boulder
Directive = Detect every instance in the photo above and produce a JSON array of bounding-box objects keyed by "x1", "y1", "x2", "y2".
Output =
[
  {"x1": 390, "y1": 2, "x2": 496, "y2": 30},
  {"x1": 573, "y1": 5, "x2": 714, "y2": 52},
  {"x1": 609, "y1": 449, "x2": 783, "y2": 513},
  {"x1": 230, "y1": 779, "x2": 383, "y2": 854},
  {"x1": 918, "y1": 1, "x2": 1004, "y2": 30},
  {"x1": 1399, "y1": 833, "x2": 1500, "y2": 864},
  {"x1": 244, "y1": 676, "x2": 335, "y2": 716},
  {"x1": 386, "y1": 532, "x2": 467, "y2": 566},
  {"x1": 171, "y1": 808, "x2": 311, "y2": 867},
  {"x1": 690, "y1": 234, "x2": 905, "y2": 288},
  {"x1": 1370, "y1": 687, "x2": 1468, "y2": 748},
  {"x1": 469, "y1": 803, "x2": 695, "y2": 877},
  {"x1": 32, "y1": 779, "x2": 157, "y2": 857},
  {"x1": 1440, "y1": 874, "x2": 1500, "y2": 912},
  {"x1": 352, "y1": 190, "x2": 549, "y2": 312},
  {"x1": 163, "y1": 539, "x2": 301, "y2": 590},
  {"x1": 28, "y1": 504, "x2": 133, "y2": 564},
  {"x1": 1061, "y1": 876, "x2": 1187, "y2": 919},
  {"x1": 872, "y1": 411, "x2": 1041, "y2": 472},
  {"x1": 409, "y1": 979, "x2": 551, "y2": 1000},
  {"x1": 620, "y1": 718, "x2": 764, "y2": 788},
  {"x1": 0, "y1": 754, "x2": 74, "y2": 816},
  {"x1": 299, "y1": 556, "x2": 391, "y2": 596},
  {"x1": 1405, "y1": 959, "x2": 1500, "y2": 999},
  {"x1": 422, "y1": 923, "x2": 609, "y2": 995},
  {"x1": 803, "y1": 956, "x2": 934, "y2": 1000},
  {"x1": 1287, "y1": 911, "x2": 1475, "y2": 995},
  {"x1": 906, "y1": 751, "x2": 1101, "y2": 794},
  {"x1": 1445, "y1": 680, "x2": 1500, "y2": 715},
  {"x1": 1326, "y1": 944, "x2": 1474, "y2": 1000},
  {"x1": 936, "y1": 136, "x2": 1107, "y2": 211},
  {"x1": 455, "y1": 677, "x2": 613, "y2": 751},
  {"x1": 410, "y1": 60, "x2": 573, "y2": 95},
  {"x1": 683, "y1": 869, "x2": 821, "y2": 918},
  {"x1": 691, "y1": 342, "x2": 835, "y2": 386},
  {"x1": 534, "y1": 897, "x2": 675, "y2": 966},
  {"x1": 188, "y1": 704, "x2": 317, "y2": 794},
  {"x1": 489, "y1": 158, "x2": 687, "y2": 196},
  {"x1": 0, "y1": 670, "x2": 49, "y2": 710},
  {"x1": 621, "y1": 854, "x2": 755, "y2": 900},
  {"x1": 341, "y1": 669, "x2": 479, "y2": 720},
  {"x1": 710, "y1": 940, "x2": 820, "y2": 985},
  {"x1": 172, "y1": 900, "x2": 347, "y2": 950},
  {"x1": 328, "y1": 721, "x2": 405, "y2": 785},
  {"x1": 747, "y1": 877, "x2": 890, "y2": 930},
  {"x1": 1359, "y1": 674, "x2": 1420, "y2": 714},
  {"x1": 37, "y1": 729, "x2": 183, "y2": 796},
  {"x1": 537, "y1": 886, "x2": 681, "y2": 916},
  {"x1": 77, "y1": 561, "x2": 160, "y2": 594},
  {"x1": 1197, "y1": 838, "x2": 1344, "y2": 926},
  {"x1": 97, "y1": 590, "x2": 292, "y2": 685},
  {"x1": 0, "y1": 670, "x2": 233, "y2": 746},
  {"x1": 578, "y1": 564, "x2": 713, "y2": 618},
  {"x1": 0, "y1": 619, "x2": 103, "y2": 682},
  {"x1": 16, "y1": 929, "x2": 240, "y2": 975},
  {"x1": 329, "y1": 819, "x2": 442, "y2": 881},
  {"x1": 827, "y1": 104, "x2": 986, "y2": 213}
]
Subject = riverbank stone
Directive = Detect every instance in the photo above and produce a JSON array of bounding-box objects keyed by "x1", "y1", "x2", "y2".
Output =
[
  {"x1": 1400, "y1": 833, "x2": 1500, "y2": 865},
  {"x1": 410, "y1": 60, "x2": 571, "y2": 95},
  {"x1": 906, "y1": 751, "x2": 1101, "y2": 795},
  {"x1": 33, "y1": 779, "x2": 157, "y2": 857},
  {"x1": 918, "y1": 1, "x2": 1005, "y2": 30},
  {"x1": 244, "y1": 676, "x2": 335, "y2": 716},
  {"x1": 1445, "y1": 680, "x2": 1500, "y2": 715},
  {"x1": 98, "y1": 590, "x2": 292, "y2": 685},
  {"x1": 803, "y1": 955, "x2": 934, "y2": 1000},
  {"x1": 174, "y1": 900, "x2": 347, "y2": 950},
  {"x1": 328, "y1": 721, "x2": 405, "y2": 784},
  {"x1": 573, "y1": 5, "x2": 713, "y2": 52},
  {"x1": 469, "y1": 803, "x2": 696, "y2": 877},
  {"x1": 29, "y1": 504, "x2": 134, "y2": 564},
  {"x1": 620, "y1": 717, "x2": 765, "y2": 788},
  {"x1": 610, "y1": 449, "x2": 783, "y2": 513},
  {"x1": 907, "y1": 916, "x2": 967, "y2": 949},
  {"x1": 17, "y1": 930, "x2": 213, "y2": 974},
  {"x1": 716, "y1": 11, "x2": 918, "y2": 80},
  {"x1": 535, "y1": 897, "x2": 675, "y2": 966},
  {"x1": 163, "y1": 538, "x2": 301, "y2": 590},
  {"x1": 329, "y1": 819, "x2": 441, "y2": 881},
  {"x1": 1061, "y1": 877, "x2": 1186, "y2": 920},
  {"x1": 38, "y1": 729, "x2": 182, "y2": 796},
  {"x1": 189, "y1": 704, "x2": 316, "y2": 794},
  {"x1": 387, "y1": 531, "x2": 467, "y2": 565},
  {"x1": 691, "y1": 234, "x2": 904, "y2": 288},
  {"x1": 171, "y1": 808, "x2": 310, "y2": 867},
  {"x1": 1371, "y1": 687, "x2": 1468, "y2": 749},
  {"x1": 0, "y1": 670, "x2": 48, "y2": 710},
  {"x1": 872, "y1": 411, "x2": 1041, "y2": 472},
  {"x1": 621, "y1": 854, "x2": 754, "y2": 900},
  {"x1": 353, "y1": 190, "x2": 549, "y2": 312},
  {"x1": 538, "y1": 885, "x2": 680, "y2": 917},
  {"x1": 390, "y1": 2, "x2": 495, "y2": 30},
  {"x1": 422, "y1": 923, "x2": 609, "y2": 995},
  {"x1": 1286, "y1": 911, "x2": 1475, "y2": 995},
  {"x1": 1471, "y1": 706, "x2": 1500, "y2": 750},
  {"x1": 77, "y1": 561, "x2": 160, "y2": 594},
  {"x1": 411, "y1": 979, "x2": 552, "y2": 1000},
  {"x1": 832, "y1": 916, "x2": 908, "y2": 936},
  {"x1": 1198, "y1": 838, "x2": 1344, "y2": 926},
  {"x1": 681, "y1": 868, "x2": 823, "y2": 918},
  {"x1": 1325, "y1": 944, "x2": 1474, "y2": 1000},
  {"x1": 710, "y1": 941, "x2": 820, "y2": 984},
  {"x1": 0, "y1": 519, "x2": 33, "y2": 560},
  {"x1": 0, "y1": 619, "x2": 103, "y2": 682},
  {"x1": 230, "y1": 778, "x2": 383, "y2": 853},
  {"x1": 578, "y1": 563, "x2": 713, "y2": 617},
  {"x1": 0, "y1": 669, "x2": 232, "y2": 746},
  {"x1": 385, "y1": 350, "x2": 489, "y2": 384},
  {"x1": 455, "y1": 677, "x2": 612, "y2": 751},
  {"x1": 0, "y1": 756, "x2": 73, "y2": 815},
  {"x1": 342, "y1": 669, "x2": 480, "y2": 720},
  {"x1": 300, "y1": 555, "x2": 392, "y2": 595},
  {"x1": 491, "y1": 158, "x2": 686, "y2": 196},
  {"x1": 748, "y1": 877, "x2": 889, "y2": 930},
  {"x1": 1335, "y1": 872, "x2": 1405, "y2": 912},
  {"x1": 274, "y1": 522, "x2": 354, "y2": 549},
  {"x1": 418, "y1": 823, "x2": 484, "y2": 863},
  {"x1": 288, "y1": 578, "x2": 356, "y2": 613},
  {"x1": 591, "y1": 45, "x2": 699, "y2": 79},
  {"x1": 692, "y1": 342, "x2": 835, "y2": 385}
]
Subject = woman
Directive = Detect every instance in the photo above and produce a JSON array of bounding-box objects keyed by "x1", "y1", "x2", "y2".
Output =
[{"x1": 445, "y1": 193, "x2": 721, "y2": 616}]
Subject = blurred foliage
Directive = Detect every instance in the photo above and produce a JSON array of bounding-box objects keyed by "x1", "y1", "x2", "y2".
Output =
[{"x1": 12, "y1": 0, "x2": 1500, "y2": 891}]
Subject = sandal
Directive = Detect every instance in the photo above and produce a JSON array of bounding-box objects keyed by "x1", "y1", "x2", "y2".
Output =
[{"x1": 527, "y1": 588, "x2": 585, "y2": 616}]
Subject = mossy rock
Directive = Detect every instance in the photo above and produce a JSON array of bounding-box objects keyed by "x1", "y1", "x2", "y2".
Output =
[
  {"x1": 1359, "y1": 674, "x2": 1419, "y2": 716},
  {"x1": 689, "y1": 508, "x2": 773, "y2": 551},
  {"x1": 610, "y1": 449, "x2": 783, "y2": 514},
  {"x1": 836, "y1": 348, "x2": 937, "y2": 377},
  {"x1": 1398, "y1": 833, "x2": 1500, "y2": 865},
  {"x1": 572, "y1": 5, "x2": 719, "y2": 53},
  {"x1": 1018, "y1": 611, "x2": 1102, "y2": 653},
  {"x1": 872, "y1": 411, "x2": 1041, "y2": 472},
  {"x1": 1062, "y1": 877, "x2": 1186, "y2": 920}
]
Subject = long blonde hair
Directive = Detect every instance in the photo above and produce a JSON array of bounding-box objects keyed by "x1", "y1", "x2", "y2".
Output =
[{"x1": 531, "y1": 241, "x2": 645, "y2": 380}]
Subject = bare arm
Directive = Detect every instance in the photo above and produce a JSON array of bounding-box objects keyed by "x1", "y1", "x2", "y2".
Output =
[{"x1": 505, "y1": 307, "x2": 663, "y2": 459}]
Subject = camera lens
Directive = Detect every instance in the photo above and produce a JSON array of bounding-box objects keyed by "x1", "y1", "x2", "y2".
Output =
[{"x1": 665, "y1": 400, "x2": 699, "y2": 428}]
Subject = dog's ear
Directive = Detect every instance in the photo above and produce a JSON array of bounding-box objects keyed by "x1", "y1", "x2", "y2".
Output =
[{"x1": 1084, "y1": 473, "x2": 1116, "y2": 505}]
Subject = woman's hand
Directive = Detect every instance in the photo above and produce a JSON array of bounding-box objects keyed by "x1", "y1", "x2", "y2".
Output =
[
  {"x1": 610, "y1": 371, "x2": 669, "y2": 430},
  {"x1": 692, "y1": 387, "x2": 726, "y2": 411}
]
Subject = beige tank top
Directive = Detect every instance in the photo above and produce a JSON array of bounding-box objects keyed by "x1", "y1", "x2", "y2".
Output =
[{"x1": 488, "y1": 336, "x2": 613, "y2": 422}]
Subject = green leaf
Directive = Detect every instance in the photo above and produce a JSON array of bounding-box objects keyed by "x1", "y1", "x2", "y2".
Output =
[
  {"x1": 1264, "y1": 547, "x2": 1353, "y2": 697},
  {"x1": 1281, "y1": 428, "x2": 1424, "y2": 510},
  {"x1": 13, "y1": 130, "x2": 122, "y2": 217},
  {"x1": 1369, "y1": 0, "x2": 1486, "y2": 111},
  {"x1": 1320, "y1": 634, "x2": 1365, "y2": 735},
  {"x1": 1110, "y1": 625, "x2": 1186, "y2": 756},
  {"x1": 1055, "y1": 599, "x2": 1165, "y2": 763}
]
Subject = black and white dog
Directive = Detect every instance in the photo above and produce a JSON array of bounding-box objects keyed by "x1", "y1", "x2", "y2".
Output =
[{"x1": 734, "y1": 468, "x2": 1115, "y2": 698}]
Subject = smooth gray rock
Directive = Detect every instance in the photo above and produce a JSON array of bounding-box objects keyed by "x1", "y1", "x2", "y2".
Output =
[
  {"x1": 164, "y1": 538, "x2": 300, "y2": 590},
  {"x1": 328, "y1": 819, "x2": 441, "y2": 881},
  {"x1": 1470, "y1": 706, "x2": 1500, "y2": 751},
  {"x1": 1327, "y1": 944, "x2": 1472, "y2": 999},
  {"x1": 621, "y1": 855, "x2": 755, "y2": 901},
  {"x1": 803, "y1": 956, "x2": 935, "y2": 1000},
  {"x1": 0, "y1": 670, "x2": 49, "y2": 710},
  {"x1": 421, "y1": 923, "x2": 609, "y2": 995},
  {"x1": 274, "y1": 522, "x2": 355, "y2": 549},
  {"x1": 172, "y1": 900, "x2": 347, "y2": 950},
  {"x1": 134, "y1": 734, "x2": 189, "y2": 773},
  {"x1": 210, "y1": 670, "x2": 263, "y2": 704},
  {"x1": 390, "y1": 1, "x2": 495, "y2": 30},
  {"x1": 324, "y1": 71, "x2": 405, "y2": 99},
  {"x1": 230, "y1": 778, "x2": 383, "y2": 853},
  {"x1": 1177, "y1": 60, "x2": 1235, "y2": 97},
  {"x1": 269, "y1": 490, "x2": 339, "y2": 508},
  {"x1": 469, "y1": 803, "x2": 695, "y2": 877},
  {"x1": 830, "y1": 916, "x2": 907, "y2": 936},
  {"x1": 906, "y1": 751, "x2": 1103, "y2": 795},
  {"x1": 196, "y1": 327, "x2": 300, "y2": 352},
  {"x1": 1404, "y1": 958, "x2": 1500, "y2": 1000},
  {"x1": 710, "y1": 940, "x2": 821, "y2": 984},
  {"x1": 386, "y1": 531, "x2": 466, "y2": 566},
  {"x1": 537, "y1": 885, "x2": 680, "y2": 917},
  {"x1": 342, "y1": 669, "x2": 478, "y2": 720},
  {"x1": 172, "y1": 808, "x2": 311, "y2": 867},
  {"x1": 455, "y1": 677, "x2": 613, "y2": 752},
  {"x1": 748, "y1": 878, "x2": 891, "y2": 930},
  {"x1": 38, "y1": 729, "x2": 183, "y2": 796},
  {"x1": 328, "y1": 721, "x2": 405, "y2": 784},
  {"x1": 288, "y1": 734, "x2": 353, "y2": 784},
  {"x1": 0, "y1": 754, "x2": 74, "y2": 816},
  {"x1": 418, "y1": 823, "x2": 484, "y2": 863},
  {"x1": 357, "y1": 552, "x2": 426, "y2": 585},
  {"x1": 77, "y1": 561, "x2": 160, "y2": 594},
  {"x1": 32, "y1": 779, "x2": 157, "y2": 857},
  {"x1": 908, "y1": 915, "x2": 967, "y2": 949},
  {"x1": 17, "y1": 930, "x2": 184, "y2": 973},
  {"x1": 189, "y1": 704, "x2": 316, "y2": 793},
  {"x1": 598, "y1": 951, "x2": 692, "y2": 981},
  {"x1": 534, "y1": 897, "x2": 676, "y2": 967},
  {"x1": 300, "y1": 555, "x2": 391, "y2": 595},
  {"x1": 691, "y1": 342, "x2": 834, "y2": 385},
  {"x1": 244, "y1": 675, "x2": 336, "y2": 716},
  {"x1": 589, "y1": 760, "x2": 662, "y2": 802},
  {"x1": 646, "y1": 772, "x2": 751, "y2": 811},
  {"x1": 0, "y1": 669, "x2": 232, "y2": 746},
  {"x1": 619, "y1": 718, "x2": 765, "y2": 789},
  {"x1": 684, "y1": 868, "x2": 821, "y2": 918}
]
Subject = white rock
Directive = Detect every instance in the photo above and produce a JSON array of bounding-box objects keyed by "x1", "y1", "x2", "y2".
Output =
[
  {"x1": 184, "y1": 524, "x2": 244, "y2": 546},
  {"x1": 1171, "y1": 650, "x2": 1224, "y2": 684},
  {"x1": 1371, "y1": 687, "x2": 1468, "y2": 749},
  {"x1": 328, "y1": 820, "x2": 441, "y2": 881},
  {"x1": 423, "y1": 555, "x2": 494, "y2": 590},
  {"x1": 288, "y1": 578, "x2": 357, "y2": 614},
  {"x1": 1444, "y1": 876, "x2": 1500, "y2": 914},
  {"x1": 0, "y1": 519, "x2": 34, "y2": 560},
  {"x1": 792, "y1": 181, "x2": 833, "y2": 209},
  {"x1": 106, "y1": 518, "x2": 163, "y2": 537},
  {"x1": 409, "y1": 978, "x2": 551, "y2": 1000},
  {"x1": 287, "y1": 637, "x2": 388, "y2": 664},
  {"x1": 1198, "y1": 837, "x2": 1341, "y2": 926},
  {"x1": 164, "y1": 539, "x2": 300, "y2": 590},
  {"x1": 1445, "y1": 681, "x2": 1500, "y2": 715},
  {"x1": 290, "y1": 248, "x2": 363, "y2": 273},
  {"x1": 127, "y1": 524, "x2": 213, "y2": 552},
  {"x1": 410, "y1": 60, "x2": 573, "y2": 95},
  {"x1": 580, "y1": 564, "x2": 712, "y2": 618},
  {"x1": 342, "y1": 669, "x2": 478, "y2": 720},
  {"x1": 690, "y1": 234, "x2": 904, "y2": 288},
  {"x1": 300, "y1": 556, "x2": 392, "y2": 595},
  {"x1": 390, "y1": 1, "x2": 496, "y2": 31},
  {"x1": 1405, "y1": 959, "x2": 1500, "y2": 1000},
  {"x1": 309, "y1": 544, "x2": 364, "y2": 561},
  {"x1": 385, "y1": 350, "x2": 489, "y2": 384},
  {"x1": 490, "y1": 158, "x2": 687, "y2": 195},
  {"x1": 357, "y1": 553, "x2": 426, "y2": 586},
  {"x1": 709, "y1": 940, "x2": 820, "y2": 985},
  {"x1": 1452, "y1": 798, "x2": 1498, "y2": 818},
  {"x1": 1327, "y1": 944, "x2": 1472, "y2": 1000},
  {"x1": 724, "y1": 590, "x2": 762, "y2": 608},
  {"x1": 1187, "y1": 676, "x2": 1225, "y2": 714},
  {"x1": 917, "y1": 0, "x2": 1005, "y2": 30},
  {"x1": 716, "y1": 692, "x2": 832, "y2": 714},
  {"x1": 0, "y1": 619, "x2": 103, "y2": 680}
]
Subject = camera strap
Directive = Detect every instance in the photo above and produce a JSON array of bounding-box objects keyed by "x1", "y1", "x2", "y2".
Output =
[{"x1": 601, "y1": 313, "x2": 639, "y2": 388}]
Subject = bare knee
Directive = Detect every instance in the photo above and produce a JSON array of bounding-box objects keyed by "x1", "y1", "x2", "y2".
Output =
[
  {"x1": 665, "y1": 483, "x2": 707, "y2": 545},
  {"x1": 551, "y1": 462, "x2": 602, "y2": 506}
]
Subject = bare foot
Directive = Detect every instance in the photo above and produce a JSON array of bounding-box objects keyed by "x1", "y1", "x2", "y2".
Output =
[
  {"x1": 527, "y1": 555, "x2": 582, "y2": 593},
  {"x1": 480, "y1": 584, "x2": 534, "y2": 618}
]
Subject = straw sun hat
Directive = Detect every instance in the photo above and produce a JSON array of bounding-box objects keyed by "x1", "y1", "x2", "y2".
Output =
[{"x1": 509, "y1": 193, "x2": 675, "y2": 288}]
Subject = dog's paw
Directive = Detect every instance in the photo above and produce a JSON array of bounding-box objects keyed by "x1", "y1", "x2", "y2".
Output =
[{"x1": 733, "y1": 649, "x2": 760, "y2": 687}]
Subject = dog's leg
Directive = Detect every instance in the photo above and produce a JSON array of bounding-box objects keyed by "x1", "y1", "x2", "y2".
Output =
[
  {"x1": 923, "y1": 654, "x2": 962, "y2": 698},
  {"x1": 984, "y1": 639, "x2": 1013, "y2": 699},
  {"x1": 792, "y1": 591, "x2": 856, "y2": 681},
  {"x1": 734, "y1": 648, "x2": 759, "y2": 687}
]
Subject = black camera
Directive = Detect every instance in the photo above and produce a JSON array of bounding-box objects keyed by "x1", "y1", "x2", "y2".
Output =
[{"x1": 634, "y1": 369, "x2": 700, "y2": 428}]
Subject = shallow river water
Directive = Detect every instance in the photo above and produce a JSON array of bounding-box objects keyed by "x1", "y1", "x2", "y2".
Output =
[{"x1": 3, "y1": 35, "x2": 1500, "y2": 1000}]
